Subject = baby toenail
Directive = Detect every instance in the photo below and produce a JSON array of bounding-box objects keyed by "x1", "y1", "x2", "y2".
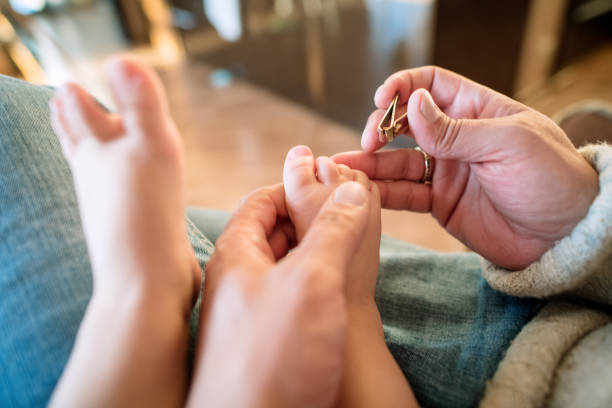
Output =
[{"x1": 289, "y1": 145, "x2": 311, "y2": 160}]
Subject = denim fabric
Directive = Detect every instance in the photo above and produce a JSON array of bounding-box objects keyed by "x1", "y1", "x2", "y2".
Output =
[
  {"x1": 188, "y1": 214, "x2": 544, "y2": 407},
  {"x1": 376, "y1": 237, "x2": 542, "y2": 407},
  {"x1": 0, "y1": 74, "x2": 542, "y2": 407},
  {"x1": 186, "y1": 207, "x2": 232, "y2": 245},
  {"x1": 0, "y1": 75, "x2": 212, "y2": 407}
]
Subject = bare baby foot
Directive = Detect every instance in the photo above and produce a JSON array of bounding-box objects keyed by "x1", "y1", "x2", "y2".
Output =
[
  {"x1": 283, "y1": 145, "x2": 382, "y2": 305},
  {"x1": 284, "y1": 148, "x2": 417, "y2": 407},
  {"x1": 49, "y1": 56, "x2": 199, "y2": 407},
  {"x1": 187, "y1": 182, "x2": 371, "y2": 408},
  {"x1": 51, "y1": 56, "x2": 200, "y2": 307}
]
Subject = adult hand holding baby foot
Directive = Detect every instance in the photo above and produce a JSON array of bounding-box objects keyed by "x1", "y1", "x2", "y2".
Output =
[
  {"x1": 188, "y1": 181, "x2": 371, "y2": 408},
  {"x1": 334, "y1": 66, "x2": 599, "y2": 270}
]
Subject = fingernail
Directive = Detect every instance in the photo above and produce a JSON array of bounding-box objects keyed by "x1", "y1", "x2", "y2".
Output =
[
  {"x1": 420, "y1": 91, "x2": 440, "y2": 124},
  {"x1": 288, "y1": 145, "x2": 311, "y2": 160},
  {"x1": 334, "y1": 182, "x2": 366, "y2": 206}
]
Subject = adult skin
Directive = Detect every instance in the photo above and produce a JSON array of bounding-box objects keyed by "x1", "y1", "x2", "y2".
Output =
[
  {"x1": 334, "y1": 66, "x2": 600, "y2": 270},
  {"x1": 188, "y1": 181, "x2": 372, "y2": 408}
]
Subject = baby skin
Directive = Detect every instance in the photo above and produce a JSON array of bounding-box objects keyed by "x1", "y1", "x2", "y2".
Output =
[
  {"x1": 49, "y1": 57, "x2": 201, "y2": 407},
  {"x1": 283, "y1": 146, "x2": 418, "y2": 408},
  {"x1": 48, "y1": 54, "x2": 415, "y2": 406},
  {"x1": 49, "y1": 55, "x2": 361, "y2": 407}
]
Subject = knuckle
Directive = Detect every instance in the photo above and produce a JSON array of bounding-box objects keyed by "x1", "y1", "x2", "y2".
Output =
[
  {"x1": 239, "y1": 189, "x2": 261, "y2": 206},
  {"x1": 239, "y1": 185, "x2": 277, "y2": 209}
]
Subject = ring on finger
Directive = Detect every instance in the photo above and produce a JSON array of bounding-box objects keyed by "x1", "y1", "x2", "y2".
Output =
[{"x1": 415, "y1": 147, "x2": 434, "y2": 185}]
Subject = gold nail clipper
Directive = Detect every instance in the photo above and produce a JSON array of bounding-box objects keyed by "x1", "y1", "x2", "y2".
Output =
[{"x1": 377, "y1": 93, "x2": 408, "y2": 143}]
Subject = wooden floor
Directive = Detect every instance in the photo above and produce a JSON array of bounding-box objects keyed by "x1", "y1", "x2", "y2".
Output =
[{"x1": 519, "y1": 44, "x2": 612, "y2": 117}]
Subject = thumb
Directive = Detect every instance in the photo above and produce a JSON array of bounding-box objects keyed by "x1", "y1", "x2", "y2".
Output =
[
  {"x1": 290, "y1": 182, "x2": 370, "y2": 273},
  {"x1": 407, "y1": 89, "x2": 499, "y2": 162}
]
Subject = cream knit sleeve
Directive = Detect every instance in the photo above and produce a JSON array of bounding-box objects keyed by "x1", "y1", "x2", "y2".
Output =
[{"x1": 481, "y1": 144, "x2": 612, "y2": 306}]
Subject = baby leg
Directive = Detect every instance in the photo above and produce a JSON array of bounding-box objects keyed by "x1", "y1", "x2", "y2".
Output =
[
  {"x1": 49, "y1": 56, "x2": 200, "y2": 407},
  {"x1": 283, "y1": 145, "x2": 418, "y2": 407}
]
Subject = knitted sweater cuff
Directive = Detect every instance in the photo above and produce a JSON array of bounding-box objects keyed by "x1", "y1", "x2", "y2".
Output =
[{"x1": 481, "y1": 144, "x2": 612, "y2": 306}]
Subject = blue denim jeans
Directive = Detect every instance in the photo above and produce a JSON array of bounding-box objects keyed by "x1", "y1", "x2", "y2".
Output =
[{"x1": 0, "y1": 75, "x2": 542, "y2": 407}]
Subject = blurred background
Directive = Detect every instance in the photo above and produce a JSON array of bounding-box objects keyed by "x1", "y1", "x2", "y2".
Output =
[{"x1": 1, "y1": 0, "x2": 610, "y2": 250}]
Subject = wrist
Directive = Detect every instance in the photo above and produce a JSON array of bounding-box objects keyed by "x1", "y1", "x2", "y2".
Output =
[
  {"x1": 557, "y1": 158, "x2": 600, "y2": 241},
  {"x1": 482, "y1": 143, "x2": 612, "y2": 302}
]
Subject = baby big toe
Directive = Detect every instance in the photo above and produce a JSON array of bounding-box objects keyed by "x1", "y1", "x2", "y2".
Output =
[
  {"x1": 105, "y1": 56, "x2": 172, "y2": 140},
  {"x1": 283, "y1": 145, "x2": 317, "y2": 195}
]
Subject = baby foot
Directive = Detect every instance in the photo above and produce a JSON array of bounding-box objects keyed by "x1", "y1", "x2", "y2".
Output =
[
  {"x1": 284, "y1": 148, "x2": 417, "y2": 407},
  {"x1": 187, "y1": 182, "x2": 371, "y2": 408},
  {"x1": 283, "y1": 145, "x2": 381, "y2": 305},
  {"x1": 51, "y1": 56, "x2": 200, "y2": 305},
  {"x1": 49, "y1": 56, "x2": 199, "y2": 406}
]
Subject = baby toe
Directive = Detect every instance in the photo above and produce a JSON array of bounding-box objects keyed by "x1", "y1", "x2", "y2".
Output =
[
  {"x1": 56, "y1": 83, "x2": 119, "y2": 144},
  {"x1": 336, "y1": 164, "x2": 353, "y2": 181},
  {"x1": 369, "y1": 181, "x2": 381, "y2": 205},
  {"x1": 105, "y1": 56, "x2": 172, "y2": 140},
  {"x1": 352, "y1": 169, "x2": 370, "y2": 188},
  {"x1": 283, "y1": 145, "x2": 316, "y2": 195},
  {"x1": 315, "y1": 156, "x2": 340, "y2": 185}
]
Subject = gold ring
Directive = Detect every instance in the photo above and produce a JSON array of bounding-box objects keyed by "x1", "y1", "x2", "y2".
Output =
[{"x1": 415, "y1": 147, "x2": 433, "y2": 184}]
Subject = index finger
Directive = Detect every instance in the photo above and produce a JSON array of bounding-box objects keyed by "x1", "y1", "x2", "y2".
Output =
[
  {"x1": 332, "y1": 150, "x2": 432, "y2": 212},
  {"x1": 332, "y1": 149, "x2": 426, "y2": 182}
]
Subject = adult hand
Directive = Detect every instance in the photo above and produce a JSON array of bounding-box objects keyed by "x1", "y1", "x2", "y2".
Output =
[
  {"x1": 188, "y1": 182, "x2": 371, "y2": 408},
  {"x1": 334, "y1": 66, "x2": 599, "y2": 270}
]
